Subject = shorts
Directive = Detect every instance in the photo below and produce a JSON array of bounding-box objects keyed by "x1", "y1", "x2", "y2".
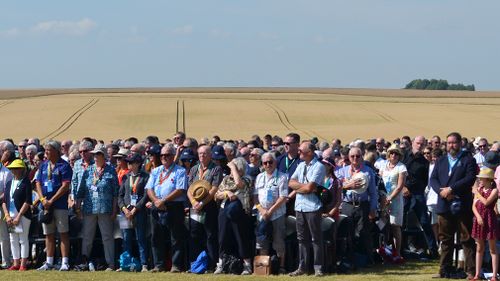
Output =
[{"x1": 42, "y1": 209, "x2": 69, "y2": 235}]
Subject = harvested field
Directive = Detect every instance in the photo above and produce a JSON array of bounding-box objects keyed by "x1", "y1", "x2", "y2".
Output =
[{"x1": 0, "y1": 88, "x2": 498, "y2": 142}]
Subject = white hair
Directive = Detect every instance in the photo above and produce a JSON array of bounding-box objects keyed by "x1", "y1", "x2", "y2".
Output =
[
  {"x1": 232, "y1": 157, "x2": 248, "y2": 176},
  {"x1": 26, "y1": 144, "x2": 38, "y2": 154}
]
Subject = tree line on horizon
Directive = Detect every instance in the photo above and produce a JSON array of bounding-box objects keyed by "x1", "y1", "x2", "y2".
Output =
[{"x1": 404, "y1": 79, "x2": 475, "y2": 91}]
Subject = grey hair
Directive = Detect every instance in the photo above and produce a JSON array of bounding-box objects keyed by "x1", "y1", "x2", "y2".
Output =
[
  {"x1": 26, "y1": 144, "x2": 38, "y2": 154},
  {"x1": 162, "y1": 143, "x2": 176, "y2": 155},
  {"x1": 223, "y1": 142, "x2": 237, "y2": 156},
  {"x1": 79, "y1": 140, "x2": 94, "y2": 151},
  {"x1": 251, "y1": 148, "x2": 265, "y2": 157},
  {"x1": 232, "y1": 157, "x2": 248, "y2": 176},
  {"x1": 261, "y1": 152, "x2": 276, "y2": 161},
  {"x1": 44, "y1": 140, "x2": 61, "y2": 152},
  {"x1": 69, "y1": 150, "x2": 81, "y2": 161},
  {"x1": 0, "y1": 141, "x2": 15, "y2": 152},
  {"x1": 318, "y1": 141, "x2": 329, "y2": 151}
]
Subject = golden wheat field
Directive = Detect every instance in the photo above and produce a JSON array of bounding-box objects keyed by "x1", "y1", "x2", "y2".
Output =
[{"x1": 0, "y1": 88, "x2": 498, "y2": 143}]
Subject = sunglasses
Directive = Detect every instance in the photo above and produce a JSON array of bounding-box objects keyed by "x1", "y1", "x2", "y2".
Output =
[
  {"x1": 298, "y1": 149, "x2": 309, "y2": 154},
  {"x1": 250, "y1": 153, "x2": 259, "y2": 157},
  {"x1": 79, "y1": 150, "x2": 89, "y2": 153},
  {"x1": 478, "y1": 145, "x2": 487, "y2": 148},
  {"x1": 271, "y1": 143, "x2": 279, "y2": 147},
  {"x1": 160, "y1": 154, "x2": 173, "y2": 158},
  {"x1": 423, "y1": 152, "x2": 431, "y2": 155},
  {"x1": 262, "y1": 160, "x2": 274, "y2": 165},
  {"x1": 284, "y1": 142, "x2": 296, "y2": 146},
  {"x1": 349, "y1": 155, "x2": 361, "y2": 159},
  {"x1": 18, "y1": 145, "x2": 26, "y2": 148}
]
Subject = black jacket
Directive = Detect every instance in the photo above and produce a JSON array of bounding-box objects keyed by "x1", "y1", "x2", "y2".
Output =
[
  {"x1": 402, "y1": 151, "x2": 429, "y2": 195},
  {"x1": 430, "y1": 152, "x2": 477, "y2": 214},
  {"x1": 118, "y1": 171, "x2": 149, "y2": 211},
  {"x1": 3, "y1": 177, "x2": 32, "y2": 220}
]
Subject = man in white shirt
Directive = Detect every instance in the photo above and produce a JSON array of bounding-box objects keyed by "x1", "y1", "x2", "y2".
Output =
[{"x1": 0, "y1": 140, "x2": 14, "y2": 268}]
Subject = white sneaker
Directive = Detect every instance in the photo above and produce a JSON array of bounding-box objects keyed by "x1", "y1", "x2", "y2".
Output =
[
  {"x1": 37, "y1": 262, "x2": 54, "y2": 271},
  {"x1": 88, "y1": 262, "x2": 95, "y2": 272},
  {"x1": 214, "y1": 263, "x2": 223, "y2": 274},
  {"x1": 59, "y1": 263, "x2": 70, "y2": 271},
  {"x1": 141, "y1": 265, "x2": 149, "y2": 272}
]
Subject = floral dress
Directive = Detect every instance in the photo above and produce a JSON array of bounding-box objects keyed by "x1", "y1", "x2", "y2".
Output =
[{"x1": 472, "y1": 187, "x2": 499, "y2": 240}]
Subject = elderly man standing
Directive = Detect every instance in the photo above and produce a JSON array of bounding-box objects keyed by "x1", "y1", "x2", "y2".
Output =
[
  {"x1": 289, "y1": 141, "x2": 326, "y2": 277},
  {"x1": 430, "y1": 132, "x2": 477, "y2": 279},
  {"x1": 336, "y1": 147, "x2": 379, "y2": 266},
  {"x1": 146, "y1": 143, "x2": 188, "y2": 272},
  {"x1": 0, "y1": 141, "x2": 14, "y2": 268},
  {"x1": 254, "y1": 152, "x2": 288, "y2": 272},
  {"x1": 36, "y1": 141, "x2": 73, "y2": 271},
  {"x1": 402, "y1": 136, "x2": 436, "y2": 257},
  {"x1": 187, "y1": 145, "x2": 223, "y2": 272}
]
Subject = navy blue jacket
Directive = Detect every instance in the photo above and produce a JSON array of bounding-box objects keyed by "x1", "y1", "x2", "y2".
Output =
[{"x1": 430, "y1": 152, "x2": 477, "y2": 215}]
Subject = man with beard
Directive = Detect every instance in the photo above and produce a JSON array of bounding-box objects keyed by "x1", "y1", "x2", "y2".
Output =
[{"x1": 430, "y1": 132, "x2": 477, "y2": 279}]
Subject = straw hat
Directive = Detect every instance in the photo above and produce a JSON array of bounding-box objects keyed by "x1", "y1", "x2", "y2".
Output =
[
  {"x1": 387, "y1": 144, "x2": 403, "y2": 157},
  {"x1": 7, "y1": 159, "x2": 26, "y2": 169},
  {"x1": 350, "y1": 172, "x2": 369, "y2": 194},
  {"x1": 477, "y1": 168, "x2": 495, "y2": 180},
  {"x1": 188, "y1": 180, "x2": 211, "y2": 202}
]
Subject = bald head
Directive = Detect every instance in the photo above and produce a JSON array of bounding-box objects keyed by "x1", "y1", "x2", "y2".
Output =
[{"x1": 412, "y1": 136, "x2": 426, "y2": 154}]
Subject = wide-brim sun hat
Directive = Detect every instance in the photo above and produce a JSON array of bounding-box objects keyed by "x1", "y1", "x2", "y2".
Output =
[
  {"x1": 188, "y1": 180, "x2": 211, "y2": 202},
  {"x1": 477, "y1": 168, "x2": 495, "y2": 180},
  {"x1": 350, "y1": 172, "x2": 369, "y2": 194},
  {"x1": 387, "y1": 144, "x2": 403, "y2": 158}
]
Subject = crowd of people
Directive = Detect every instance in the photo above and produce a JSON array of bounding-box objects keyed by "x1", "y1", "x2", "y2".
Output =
[{"x1": 0, "y1": 132, "x2": 498, "y2": 279}]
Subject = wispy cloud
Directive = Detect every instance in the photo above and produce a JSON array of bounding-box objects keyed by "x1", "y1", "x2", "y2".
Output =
[
  {"x1": 171, "y1": 25, "x2": 193, "y2": 35},
  {"x1": 0, "y1": 28, "x2": 20, "y2": 38},
  {"x1": 209, "y1": 28, "x2": 231, "y2": 38},
  {"x1": 31, "y1": 18, "x2": 97, "y2": 36}
]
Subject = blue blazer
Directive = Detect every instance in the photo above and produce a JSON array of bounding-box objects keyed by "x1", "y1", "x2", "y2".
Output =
[{"x1": 430, "y1": 152, "x2": 477, "y2": 215}]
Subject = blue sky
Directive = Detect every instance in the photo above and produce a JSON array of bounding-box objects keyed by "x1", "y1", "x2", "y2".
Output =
[{"x1": 1, "y1": 1, "x2": 499, "y2": 90}]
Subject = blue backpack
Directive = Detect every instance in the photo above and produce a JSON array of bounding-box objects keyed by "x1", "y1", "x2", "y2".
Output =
[
  {"x1": 119, "y1": 251, "x2": 141, "y2": 272},
  {"x1": 190, "y1": 251, "x2": 208, "y2": 274}
]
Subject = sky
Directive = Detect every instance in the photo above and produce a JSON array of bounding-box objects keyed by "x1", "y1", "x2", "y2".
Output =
[{"x1": 0, "y1": 1, "x2": 499, "y2": 90}]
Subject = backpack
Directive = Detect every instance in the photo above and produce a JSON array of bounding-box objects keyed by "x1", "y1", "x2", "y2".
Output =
[
  {"x1": 221, "y1": 254, "x2": 243, "y2": 274},
  {"x1": 190, "y1": 251, "x2": 208, "y2": 274}
]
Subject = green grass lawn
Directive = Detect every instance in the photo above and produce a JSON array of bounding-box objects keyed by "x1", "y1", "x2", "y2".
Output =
[{"x1": 0, "y1": 261, "x2": 441, "y2": 281}]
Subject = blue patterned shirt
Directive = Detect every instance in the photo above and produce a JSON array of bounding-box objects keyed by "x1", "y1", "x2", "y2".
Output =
[
  {"x1": 76, "y1": 164, "x2": 119, "y2": 215},
  {"x1": 291, "y1": 158, "x2": 326, "y2": 212},
  {"x1": 145, "y1": 164, "x2": 187, "y2": 202},
  {"x1": 71, "y1": 159, "x2": 94, "y2": 197}
]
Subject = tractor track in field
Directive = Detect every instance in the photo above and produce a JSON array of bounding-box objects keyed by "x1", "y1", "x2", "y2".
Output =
[{"x1": 41, "y1": 99, "x2": 100, "y2": 141}]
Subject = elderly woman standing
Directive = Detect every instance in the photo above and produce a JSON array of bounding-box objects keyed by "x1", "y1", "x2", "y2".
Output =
[
  {"x1": 379, "y1": 144, "x2": 407, "y2": 261},
  {"x1": 2, "y1": 160, "x2": 31, "y2": 271},
  {"x1": 76, "y1": 145, "x2": 119, "y2": 271},
  {"x1": 214, "y1": 157, "x2": 253, "y2": 275}
]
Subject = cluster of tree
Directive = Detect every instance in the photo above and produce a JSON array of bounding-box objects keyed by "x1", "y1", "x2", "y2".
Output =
[{"x1": 404, "y1": 79, "x2": 475, "y2": 91}]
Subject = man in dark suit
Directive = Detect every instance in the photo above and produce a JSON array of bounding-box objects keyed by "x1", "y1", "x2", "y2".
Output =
[{"x1": 430, "y1": 132, "x2": 477, "y2": 279}]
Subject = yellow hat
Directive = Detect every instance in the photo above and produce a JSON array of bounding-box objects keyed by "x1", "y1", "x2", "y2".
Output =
[
  {"x1": 477, "y1": 168, "x2": 495, "y2": 180},
  {"x1": 7, "y1": 159, "x2": 26, "y2": 169}
]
